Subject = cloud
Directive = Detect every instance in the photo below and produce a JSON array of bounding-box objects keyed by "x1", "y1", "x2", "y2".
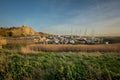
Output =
[{"x1": 42, "y1": 0, "x2": 120, "y2": 36}]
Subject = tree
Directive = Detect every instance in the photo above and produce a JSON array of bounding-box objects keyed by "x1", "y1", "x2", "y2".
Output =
[{"x1": 8, "y1": 32, "x2": 14, "y2": 37}]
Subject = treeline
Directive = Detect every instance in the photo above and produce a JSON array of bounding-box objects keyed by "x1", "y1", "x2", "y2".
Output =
[
  {"x1": 0, "y1": 26, "x2": 18, "y2": 37},
  {"x1": 102, "y1": 37, "x2": 120, "y2": 43},
  {"x1": 0, "y1": 29, "x2": 14, "y2": 37},
  {"x1": 0, "y1": 26, "x2": 19, "y2": 30}
]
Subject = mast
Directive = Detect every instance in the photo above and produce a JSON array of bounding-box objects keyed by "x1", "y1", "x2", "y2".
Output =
[
  {"x1": 84, "y1": 29, "x2": 87, "y2": 37},
  {"x1": 71, "y1": 26, "x2": 73, "y2": 38},
  {"x1": 79, "y1": 29, "x2": 81, "y2": 38},
  {"x1": 91, "y1": 28, "x2": 95, "y2": 40}
]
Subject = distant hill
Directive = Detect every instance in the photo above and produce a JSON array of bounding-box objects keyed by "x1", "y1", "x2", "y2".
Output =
[{"x1": 0, "y1": 25, "x2": 51, "y2": 37}]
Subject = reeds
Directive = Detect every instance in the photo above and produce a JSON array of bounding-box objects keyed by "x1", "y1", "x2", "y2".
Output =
[
  {"x1": 3, "y1": 39, "x2": 34, "y2": 50},
  {"x1": 6, "y1": 39, "x2": 33, "y2": 45},
  {"x1": 22, "y1": 44, "x2": 120, "y2": 53}
]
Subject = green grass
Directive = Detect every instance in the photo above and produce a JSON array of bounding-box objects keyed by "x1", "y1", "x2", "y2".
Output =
[{"x1": 0, "y1": 50, "x2": 120, "y2": 80}]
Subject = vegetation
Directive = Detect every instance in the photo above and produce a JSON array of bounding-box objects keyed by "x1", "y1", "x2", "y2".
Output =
[
  {"x1": 24, "y1": 44, "x2": 120, "y2": 52},
  {"x1": 0, "y1": 36, "x2": 120, "y2": 80},
  {"x1": 0, "y1": 26, "x2": 36, "y2": 37},
  {"x1": 0, "y1": 50, "x2": 120, "y2": 80},
  {"x1": 8, "y1": 32, "x2": 14, "y2": 37},
  {"x1": 101, "y1": 36, "x2": 120, "y2": 43},
  {"x1": 0, "y1": 26, "x2": 52, "y2": 37},
  {"x1": 1, "y1": 39, "x2": 34, "y2": 53},
  {"x1": 0, "y1": 39, "x2": 7, "y2": 49},
  {"x1": 0, "y1": 39, "x2": 7, "y2": 46}
]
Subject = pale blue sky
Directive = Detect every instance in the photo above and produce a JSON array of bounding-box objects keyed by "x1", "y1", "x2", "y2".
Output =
[{"x1": 0, "y1": 0, "x2": 120, "y2": 36}]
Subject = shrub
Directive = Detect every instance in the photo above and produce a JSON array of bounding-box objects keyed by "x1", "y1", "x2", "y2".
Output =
[
  {"x1": 0, "y1": 39, "x2": 7, "y2": 46},
  {"x1": 0, "y1": 39, "x2": 7, "y2": 49}
]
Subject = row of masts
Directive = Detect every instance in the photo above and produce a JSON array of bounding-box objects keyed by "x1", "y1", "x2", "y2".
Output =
[{"x1": 71, "y1": 27, "x2": 95, "y2": 36}]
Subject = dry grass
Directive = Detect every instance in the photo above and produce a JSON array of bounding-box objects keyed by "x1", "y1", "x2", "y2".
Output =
[
  {"x1": 21, "y1": 46, "x2": 36, "y2": 54},
  {"x1": 3, "y1": 39, "x2": 34, "y2": 50},
  {"x1": 21, "y1": 44, "x2": 120, "y2": 53},
  {"x1": 0, "y1": 39, "x2": 7, "y2": 49},
  {"x1": 6, "y1": 39, "x2": 33, "y2": 45},
  {"x1": 0, "y1": 39, "x2": 7, "y2": 46}
]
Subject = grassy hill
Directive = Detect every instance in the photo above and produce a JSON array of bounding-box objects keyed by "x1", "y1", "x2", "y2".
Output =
[
  {"x1": 0, "y1": 25, "x2": 51, "y2": 37},
  {"x1": 0, "y1": 25, "x2": 36, "y2": 37}
]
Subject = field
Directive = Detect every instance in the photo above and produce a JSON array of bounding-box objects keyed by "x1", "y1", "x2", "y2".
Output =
[
  {"x1": 0, "y1": 50, "x2": 120, "y2": 80},
  {"x1": 0, "y1": 39, "x2": 120, "y2": 80}
]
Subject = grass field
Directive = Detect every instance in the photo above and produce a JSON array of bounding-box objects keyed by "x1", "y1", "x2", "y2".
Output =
[
  {"x1": 0, "y1": 40, "x2": 120, "y2": 80},
  {"x1": 0, "y1": 50, "x2": 120, "y2": 80}
]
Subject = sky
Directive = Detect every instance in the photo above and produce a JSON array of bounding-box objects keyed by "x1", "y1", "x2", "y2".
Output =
[{"x1": 0, "y1": 0, "x2": 120, "y2": 36}]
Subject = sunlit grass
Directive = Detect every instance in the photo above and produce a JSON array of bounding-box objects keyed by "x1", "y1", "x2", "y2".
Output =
[{"x1": 0, "y1": 51, "x2": 120, "y2": 80}]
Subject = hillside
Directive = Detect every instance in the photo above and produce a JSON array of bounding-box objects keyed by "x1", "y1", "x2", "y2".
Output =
[
  {"x1": 0, "y1": 25, "x2": 51, "y2": 37},
  {"x1": 0, "y1": 25, "x2": 36, "y2": 37}
]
